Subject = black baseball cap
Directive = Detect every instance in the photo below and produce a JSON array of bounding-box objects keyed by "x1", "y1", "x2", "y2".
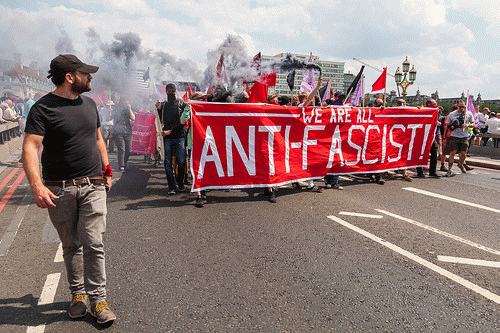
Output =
[{"x1": 47, "y1": 54, "x2": 99, "y2": 78}]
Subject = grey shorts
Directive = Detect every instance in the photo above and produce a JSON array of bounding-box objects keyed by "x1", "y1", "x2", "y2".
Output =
[{"x1": 448, "y1": 136, "x2": 468, "y2": 152}]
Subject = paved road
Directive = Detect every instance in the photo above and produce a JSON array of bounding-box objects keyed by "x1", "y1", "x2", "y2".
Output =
[{"x1": 1, "y1": 155, "x2": 499, "y2": 332}]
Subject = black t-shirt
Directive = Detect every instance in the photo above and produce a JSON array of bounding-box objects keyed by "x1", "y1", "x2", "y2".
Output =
[{"x1": 25, "y1": 93, "x2": 102, "y2": 181}]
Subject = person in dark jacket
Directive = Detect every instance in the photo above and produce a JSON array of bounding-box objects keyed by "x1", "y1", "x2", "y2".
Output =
[{"x1": 155, "y1": 83, "x2": 187, "y2": 194}]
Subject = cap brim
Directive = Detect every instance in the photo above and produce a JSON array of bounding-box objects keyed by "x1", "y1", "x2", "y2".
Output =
[{"x1": 77, "y1": 64, "x2": 99, "y2": 74}]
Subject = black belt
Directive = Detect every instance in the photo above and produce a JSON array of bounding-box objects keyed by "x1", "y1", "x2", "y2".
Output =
[{"x1": 44, "y1": 176, "x2": 106, "y2": 187}]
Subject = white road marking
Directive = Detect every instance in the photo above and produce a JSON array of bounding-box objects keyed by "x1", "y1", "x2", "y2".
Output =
[
  {"x1": 54, "y1": 243, "x2": 63, "y2": 263},
  {"x1": 328, "y1": 215, "x2": 500, "y2": 304},
  {"x1": 37, "y1": 273, "x2": 61, "y2": 305},
  {"x1": 26, "y1": 244, "x2": 65, "y2": 333},
  {"x1": 41, "y1": 216, "x2": 59, "y2": 244},
  {"x1": 402, "y1": 187, "x2": 500, "y2": 213},
  {"x1": 0, "y1": 188, "x2": 32, "y2": 256},
  {"x1": 339, "y1": 212, "x2": 384, "y2": 219},
  {"x1": 26, "y1": 325, "x2": 45, "y2": 333},
  {"x1": 437, "y1": 256, "x2": 500, "y2": 268},
  {"x1": 26, "y1": 273, "x2": 62, "y2": 333},
  {"x1": 376, "y1": 209, "x2": 500, "y2": 256}
]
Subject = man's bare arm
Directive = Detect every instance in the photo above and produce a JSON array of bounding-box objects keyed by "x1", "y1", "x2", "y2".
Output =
[
  {"x1": 22, "y1": 133, "x2": 58, "y2": 208},
  {"x1": 303, "y1": 76, "x2": 322, "y2": 107}
]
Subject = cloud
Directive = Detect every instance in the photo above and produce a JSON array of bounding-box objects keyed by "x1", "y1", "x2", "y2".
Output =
[{"x1": 0, "y1": 0, "x2": 499, "y2": 98}]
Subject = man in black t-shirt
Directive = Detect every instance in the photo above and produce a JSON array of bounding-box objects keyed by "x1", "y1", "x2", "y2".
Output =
[{"x1": 22, "y1": 54, "x2": 116, "y2": 325}]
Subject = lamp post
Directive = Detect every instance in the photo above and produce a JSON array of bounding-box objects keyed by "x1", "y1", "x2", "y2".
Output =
[{"x1": 394, "y1": 56, "x2": 416, "y2": 98}]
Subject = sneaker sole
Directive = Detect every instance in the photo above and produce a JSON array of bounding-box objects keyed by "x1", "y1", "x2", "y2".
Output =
[
  {"x1": 90, "y1": 311, "x2": 116, "y2": 325},
  {"x1": 68, "y1": 310, "x2": 87, "y2": 319}
]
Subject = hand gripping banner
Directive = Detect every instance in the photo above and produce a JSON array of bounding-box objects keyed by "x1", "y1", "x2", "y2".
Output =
[{"x1": 190, "y1": 103, "x2": 437, "y2": 191}]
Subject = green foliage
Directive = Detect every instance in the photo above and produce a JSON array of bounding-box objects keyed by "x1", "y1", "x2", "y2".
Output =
[{"x1": 477, "y1": 103, "x2": 500, "y2": 114}]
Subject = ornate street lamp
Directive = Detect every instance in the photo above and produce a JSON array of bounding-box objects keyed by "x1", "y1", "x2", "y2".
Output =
[
  {"x1": 395, "y1": 56, "x2": 416, "y2": 98},
  {"x1": 395, "y1": 67, "x2": 402, "y2": 84}
]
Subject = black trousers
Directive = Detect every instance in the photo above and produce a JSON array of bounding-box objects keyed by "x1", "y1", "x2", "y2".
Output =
[
  {"x1": 416, "y1": 140, "x2": 438, "y2": 175},
  {"x1": 429, "y1": 140, "x2": 438, "y2": 174}
]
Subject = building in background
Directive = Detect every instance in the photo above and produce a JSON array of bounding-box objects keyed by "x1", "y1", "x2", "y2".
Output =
[
  {"x1": 0, "y1": 54, "x2": 52, "y2": 99},
  {"x1": 261, "y1": 53, "x2": 345, "y2": 97},
  {"x1": 343, "y1": 73, "x2": 355, "y2": 94}
]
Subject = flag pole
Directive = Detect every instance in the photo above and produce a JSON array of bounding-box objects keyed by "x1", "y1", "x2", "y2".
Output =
[
  {"x1": 362, "y1": 75, "x2": 365, "y2": 107},
  {"x1": 465, "y1": 90, "x2": 470, "y2": 132},
  {"x1": 383, "y1": 67, "x2": 387, "y2": 107}
]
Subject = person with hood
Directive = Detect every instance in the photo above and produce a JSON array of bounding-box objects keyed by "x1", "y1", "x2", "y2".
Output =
[{"x1": 155, "y1": 83, "x2": 188, "y2": 194}]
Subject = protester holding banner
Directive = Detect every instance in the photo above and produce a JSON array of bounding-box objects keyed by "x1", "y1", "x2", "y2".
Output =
[
  {"x1": 155, "y1": 83, "x2": 188, "y2": 195},
  {"x1": 367, "y1": 99, "x2": 386, "y2": 185},
  {"x1": 297, "y1": 75, "x2": 323, "y2": 192},
  {"x1": 264, "y1": 95, "x2": 280, "y2": 202},
  {"x1": 324, "y1": 93, "x2": 344, "y2": 191},
  {"x1": 181, "y1": 92, "x2": 207, "y2": 207},
  {"x1": 423, "y1": 99, "x2": 441, "y2": 178},
  {"x1": 324, "y1": 90, "x2": 346, "y2": 190}
]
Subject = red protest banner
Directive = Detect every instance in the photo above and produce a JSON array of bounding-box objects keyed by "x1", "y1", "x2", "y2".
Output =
[
  {"x1": 131, "y1": 111, "x2": 157, "y2": 155},
  {"x1": 190, "y1": 103, "x2": 437, "y2": 191}
]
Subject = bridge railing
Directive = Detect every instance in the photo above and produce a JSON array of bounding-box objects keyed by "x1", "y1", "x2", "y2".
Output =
[{"x1": 0, "y1": 122, "x2": 21, "y2": 145}]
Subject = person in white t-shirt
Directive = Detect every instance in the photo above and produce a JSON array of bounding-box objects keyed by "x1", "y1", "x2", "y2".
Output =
[
  {"x1": 485, "y1": 112, "x2": 500, "y2": 147},
  {"x1": 477, "y1": 107, "x2": 489, "y2": 146}
]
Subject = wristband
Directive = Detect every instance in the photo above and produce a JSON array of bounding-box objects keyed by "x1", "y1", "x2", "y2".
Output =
[{"x1": 102, "y1": 164, "x2": 113, "y2": 177}]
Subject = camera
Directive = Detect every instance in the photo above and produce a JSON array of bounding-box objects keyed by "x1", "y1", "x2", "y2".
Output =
[{"x1": 449, "y1": 114, "x2": 465, "y2": 131}]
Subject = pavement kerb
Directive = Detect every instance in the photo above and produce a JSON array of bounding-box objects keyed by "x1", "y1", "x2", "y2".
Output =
[
  {"x1": 452, "y1": 157, "x2": 500, "y2": 171},
  {"x1": 462, "y1": 159, "x2": 500, "y2": 170}
]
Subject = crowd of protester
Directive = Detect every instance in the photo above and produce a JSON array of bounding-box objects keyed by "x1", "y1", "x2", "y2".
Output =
[
  {"x1": 86, "y1": 77, "x2": 498, "y2": 207},
  {"x1": 17, "y1": 81, "x2": 497, "y2": 207}
]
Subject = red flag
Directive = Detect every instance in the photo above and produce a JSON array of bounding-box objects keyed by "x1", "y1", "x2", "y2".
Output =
[
  {"x1": 262, "y1": 71, "x2": 277, "y2": 87},
  {"x1": 247, "y1": 81, "x2": 268, "y2": 103},
  {"x1": 246, "y1": 83, "x2": 251, "y2": 95},
  {"x1": 216, "y1": 53, "x2": 224, "y2": 79},
  {"x1": 182, "y1": 84, "x2": 194, "y2": 102},
  {"x1": 90, "y1": 89, "x2": 109, "y2": 105},
  {"x1": 91, "y1": 93, "x2": 102, "y2": 105},
  {"x1": 371, "y1": 67, "x2": 387, "y2": 92},
  {"x1": 98, "y1": 89, "x2": 109, "y2": 103},
  {"x1": 252, "y1": 52, "x2": 261, "y2": 74}
]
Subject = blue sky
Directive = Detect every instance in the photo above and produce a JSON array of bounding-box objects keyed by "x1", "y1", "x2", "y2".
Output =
[{"x1": 2, "y1": 0, "x2": 499, "y2": 100}]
